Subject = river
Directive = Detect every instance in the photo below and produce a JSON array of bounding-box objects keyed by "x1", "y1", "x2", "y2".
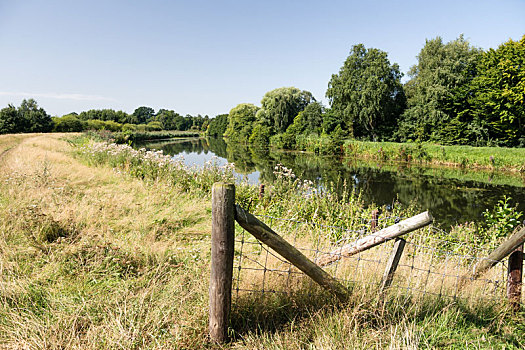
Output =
[{"x1": 135, "y1": 137, "x2": 525, "y2": 228}]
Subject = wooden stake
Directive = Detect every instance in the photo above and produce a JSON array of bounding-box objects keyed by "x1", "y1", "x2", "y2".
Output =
[
  {"x1": 507, "y1": 244, "x2": 523, "y2": 312},
  {"x1": 316, "y1": 212, "x2": 433, "y2": 267},
  {"x1": 470, "y1": 227, "x2": 525, "y2": 280},
  {"x1": 380, "y1": 238, "x2": 406, "y2": 292},
  {"x1": 209, "y1": 183, "x2": 235, "y2": 343},
  {"x1": 234, "y1": 205, "x2": 348, "y2": 302}
]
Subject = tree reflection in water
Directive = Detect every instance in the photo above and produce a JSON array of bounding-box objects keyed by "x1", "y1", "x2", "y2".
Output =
[{"x1": 135, "y1": 137, "x2": 525, "y2": 228}]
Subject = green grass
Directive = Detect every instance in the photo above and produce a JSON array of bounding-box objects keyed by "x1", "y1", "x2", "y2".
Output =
[
  {"x1": 344, "y1": 140, "x2": 525, "y2": 172},
  {"x1": 0, "y1": 133, "x2": 523, "y2": 349}
]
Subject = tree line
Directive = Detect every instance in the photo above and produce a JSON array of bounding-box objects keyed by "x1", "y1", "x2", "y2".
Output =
[
  {"x1": 1, "y1": 35, "x2": 523, "y2": 148},
  {"x1": 212, "y1": 35, "x2": 524, "y2": 149},
  {"x1": 0, "y1": 103, "x2": 211, "y2": 134}
]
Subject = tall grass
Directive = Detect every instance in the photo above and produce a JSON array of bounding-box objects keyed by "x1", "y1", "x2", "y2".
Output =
[{"x1": 0, "y1": 133, "x2": 523, "y2": 349}]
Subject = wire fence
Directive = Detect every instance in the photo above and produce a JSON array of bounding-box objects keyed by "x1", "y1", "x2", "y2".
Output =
[{"x1": 232, "y1": 214, "x2": 521, "y2": 306}]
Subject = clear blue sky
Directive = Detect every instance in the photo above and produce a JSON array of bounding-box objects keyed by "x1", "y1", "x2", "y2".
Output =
[{"x1": 0, "y1": 0, "x2": 523, "y2": 117}]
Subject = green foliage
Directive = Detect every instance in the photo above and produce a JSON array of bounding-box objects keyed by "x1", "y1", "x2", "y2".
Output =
[
  {"x1": 77, "y1": 109, "x2": 130, "y2": 123},
  {"x1": 257, "y1": 87, "x2": 314, "y2": 134},
  {"x1": 155, "y1": 109, "x2": 186, "y2": 130},
  {"x1": 327, "y1": 44, "x2": 405, "y2": 140},
  {"x1": 469, "y1": 35, "x2": 525, "y2": 147},
  {"x1": 206, "y1": 113, "x2": 228, "y2": 137},
  {"x1": 481, "y1": 196, "x2": 523, "y2": 247},
  {"x1": 397, "y1": 36, "x2": 482, "y2": 143},
  {"x1": 224, "y1": 103, "x2": 259, "y2": 143},
  {"x1": 0, "y1": 104, "x2": 20, "y2": 134},
  {"x1": 132, "y1": 106, "x2": 155, "y2": 124},
  {"x1": 52, "y1": 114, "x2": 85, "y2": 132},
  {"x1": 85, "y1": 119, "x2": 122, "y2": 132},
  {"x1": 0, "y1": 99, "x2": 53, "y2": 134},
  {"x1": 249, "y1": 123, "x2": 271, "y2": 147},
  {"x1": 145, "y1": 121, "x2": 162, "y2": 131}
]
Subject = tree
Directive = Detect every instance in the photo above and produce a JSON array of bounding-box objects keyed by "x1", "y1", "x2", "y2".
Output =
[
  {"x1": 300, "y1": 101, "x2": 324, "y2": 135},
  {"x1": 397, "y1": 36, "x2": 482, "y2": 143},
  {"x1": 132, "y1": 106, "x2": 155, "y2": 124},
  {"x1": 19, "y1": 99, "x2": 53, "y2": 132},
  {"x1": 257, "y1": 87, "x2": 314, "y2": 134},
  {"x1": 223, "y1": 103, "x2": 259, "y2": 143},
  {"x1": 156, "y1": 109, "x2": 184, "y2": 130},
  {"x1": 469, "y1": 35, "x2": 525, "y2": 146},
  {"x1": 326, "y1": 44, "x2": 405, "y2": 140},
  {"x1": 207, "y1": 113, "x2": 228, "y2": 137},
  {"x1": 53, "y1": 114, "x2": 85, "y2": 132},
  {"x1": 0, "y1": 105, "x2": 19, "y2": 134}
]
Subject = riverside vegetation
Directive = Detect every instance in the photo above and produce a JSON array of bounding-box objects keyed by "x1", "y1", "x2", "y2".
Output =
[{"x1": 1, "y1": 132, "x2": 524, "y2": 349}]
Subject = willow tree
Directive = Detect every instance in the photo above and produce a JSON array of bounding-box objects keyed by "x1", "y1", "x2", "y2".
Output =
[
  {"x1": 326, "y1": 44, "x2": 405, "y2": 140},
  {"x1": 257, "y1": 87, "x2": 314, "y2": 134}
]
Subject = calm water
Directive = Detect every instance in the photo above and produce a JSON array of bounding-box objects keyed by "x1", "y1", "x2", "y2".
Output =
[{"x1": 136, "y1": 137, "x2": 525, "y2": 228}]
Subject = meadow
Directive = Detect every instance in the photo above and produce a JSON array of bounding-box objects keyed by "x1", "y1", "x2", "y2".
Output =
[{"x1": 0, "y1": 133, "x2": 523, "y2": 349}]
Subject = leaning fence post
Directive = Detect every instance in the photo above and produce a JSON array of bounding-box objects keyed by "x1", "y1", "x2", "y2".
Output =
[
  {"x1": 209, "y1": 183, "x2": 235, "y2": 343},
  {"x1": 380, "y1": 238, "x2": 406, "y2": 292},
  {"x1": 507, "y1": 244, "x2": 523, "y2": 312}
]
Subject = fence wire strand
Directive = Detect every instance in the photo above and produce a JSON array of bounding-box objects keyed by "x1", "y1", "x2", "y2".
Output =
[{"x1": 232, "y1": 214, "x2": 522, "y2": 306}]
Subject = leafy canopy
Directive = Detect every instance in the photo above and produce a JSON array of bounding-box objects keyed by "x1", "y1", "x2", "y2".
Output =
[
  {"x1": 326, "y1": 44, "x2": 405, "y2": 140},
  {"x1": 257, "y1": 87, "x2": 314, "y2": 134},
  {"x1": 397, "y1": 36, "x2": 482, "y2": 143},
  {"x1": 469, "y1": 35, "x2": 525, "y2": 146},
  {"x1": 224, "y1": 103, "x2": 259, "y2": 143}
]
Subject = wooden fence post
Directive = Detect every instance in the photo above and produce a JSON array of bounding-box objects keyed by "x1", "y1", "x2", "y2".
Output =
[
  {"x1": 507, "y1": 244, "x2": 523, "y2": 312},
  {"x1": 209, "y1": 183, "x2": 235, "y2": 343},
  {"x1": 380, "y1": 238, "x2": 406, "y2": 292}
]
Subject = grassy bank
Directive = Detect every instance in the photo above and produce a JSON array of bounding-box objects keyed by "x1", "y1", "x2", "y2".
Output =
[
  {"x1": 0, "y1": 133, "x2": 523, "y2": 349},
  {"x1": 344, "y1": 140, "x2": 525, "y2": 172},
  {"x1": 112, "y1": 130, "x2": 201, "y2": 144}
]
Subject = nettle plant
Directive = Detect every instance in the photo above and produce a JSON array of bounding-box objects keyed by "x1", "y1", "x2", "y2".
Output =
[{"x1": 482, "y1": 195, "x2": 523, "y2": 247}]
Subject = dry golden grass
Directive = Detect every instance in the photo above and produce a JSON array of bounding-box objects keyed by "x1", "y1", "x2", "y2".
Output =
[{"x1": 0, "y1": 133, "x2": 213, "y2": 348}]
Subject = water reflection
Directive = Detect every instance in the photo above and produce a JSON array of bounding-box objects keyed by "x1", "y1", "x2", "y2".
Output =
[{"x1": 135, "y1": 137, "x2": 525, "y2": 228}]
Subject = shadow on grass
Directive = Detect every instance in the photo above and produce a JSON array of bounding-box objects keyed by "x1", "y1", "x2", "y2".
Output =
[
  {"x1": 229, "y1": 283, "x2": 525, "y2": 347},
  {"x1": 229, "y1": 284, "x2": 339, "y2": 340}
]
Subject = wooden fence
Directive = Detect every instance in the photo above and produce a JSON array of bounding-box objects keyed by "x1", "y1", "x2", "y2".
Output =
[{"x1": 208, "y1": 182, "x2": 525, "y2": 343}]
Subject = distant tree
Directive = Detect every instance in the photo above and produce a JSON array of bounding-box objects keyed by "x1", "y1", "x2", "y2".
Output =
[
  {"x1": 468, "y1": 35, "x2": 525, "y2": 146},
  {"x1": 77, "y1": 109, "x2": 130, "y2": 124},
  {"x1": 18, "y1": 99, "x2": 53, "y2": 132},
  {"x1": 53, "y1": 114, "x2": 85, "y2": 132},
  {"x1": 0, "y1": 104, "x2": 19, "y2": 134},
  {"x1": 132, "y1": 106, "x2": 155, "y2": 124},
  {"x1": 224, "y1": 103, "x2": 259, "y2": 143},
  {"x1": 207, "y1": 113, "x2": 228, "y2": 137},
  {"x1": 257, "y1": 87, "x2": 314, "y2": 134},
  {"x1": 156, "y1": 109, "x2": 185, "y2": 130},
  {"x1": 326, "y1": 44, "x2": 405, "y2": 140},
  {"x1": 397, "y1": 36, "x2": 482, "y2": 143}
]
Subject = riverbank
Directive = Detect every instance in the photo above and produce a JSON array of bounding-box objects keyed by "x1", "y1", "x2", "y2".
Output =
[
  {"x1": 112, "y1": 130, "x2": 201, "y2": 143},
  {"x1": 343, "y1": 140, "x2": 525, "y2": 172},
  {"x1": 0, "y1": 133, "x2": 523, "y2": 348}
]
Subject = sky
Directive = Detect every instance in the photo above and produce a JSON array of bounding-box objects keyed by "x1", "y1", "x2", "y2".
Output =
[{"x1": 0, "y1": 0, "x2": 523, "y2": 117}]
